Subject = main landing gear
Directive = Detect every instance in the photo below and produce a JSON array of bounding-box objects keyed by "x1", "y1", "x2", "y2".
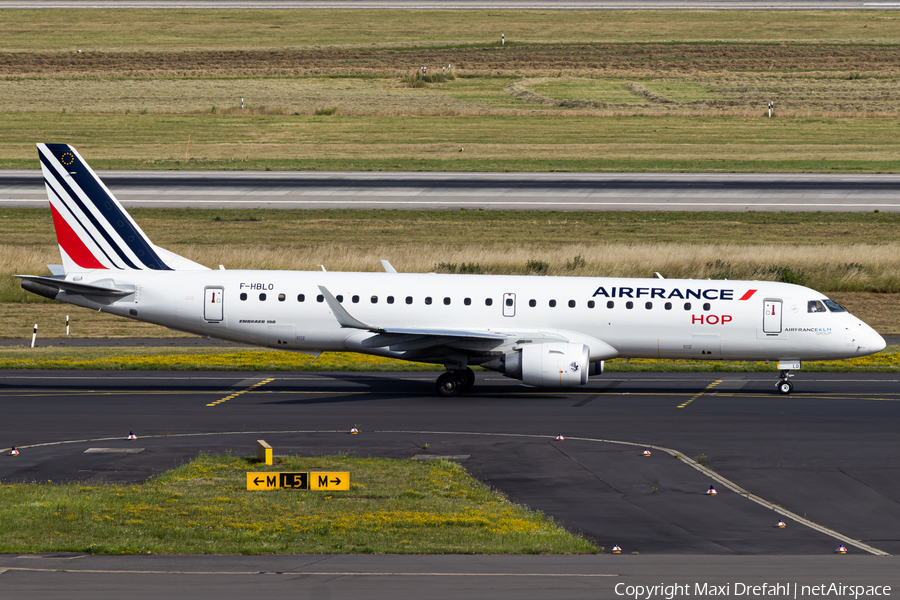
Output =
[
  {"x1": 436, "y1": 368, "x2": 475, "y2": 397},
  {"x1": 776, "y1": 370, "x2": 794, "y2": 395}
]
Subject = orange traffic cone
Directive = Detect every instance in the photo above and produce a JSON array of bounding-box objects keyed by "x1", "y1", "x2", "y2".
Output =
[
  {"x1": 776, "y1": 520, "x2": 786, "y2": 528},
  {"x1": 8, "y1": 446, "x2": 19, "y2": 456},
  {"x1": 350, "y1": 427, "x2": 359, "y2": 435},
  {"x1": 642, "y1": 449, "x2": 651, "y2": 456},
  {"x1": 127, "y1": 431, "x2": 137, "y2": 440},
  {"x1": 706, "y1": 485, "x2": 717, "y2": 495},
  {"x1": 612, "y1": 544, "x2": 622, "y2": 554},
  {"x1": 837, "y1": 545, "x2": 847, "y2": 554},
  {"x1": 555, "y1": 435, "x2": 564, "y2": 441}
]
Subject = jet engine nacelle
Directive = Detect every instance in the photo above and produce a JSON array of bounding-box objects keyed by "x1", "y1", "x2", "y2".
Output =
[{"x1": 496, "y1": 342, "x2": 590, "y2": 387}]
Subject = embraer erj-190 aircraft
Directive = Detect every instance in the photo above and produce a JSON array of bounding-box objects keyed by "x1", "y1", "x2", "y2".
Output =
[{"x1": 19, "y1": 144, "x2": 887, "y2": 396}]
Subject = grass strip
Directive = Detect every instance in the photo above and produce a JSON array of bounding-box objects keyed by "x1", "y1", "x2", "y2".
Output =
[
  {"x1": 0, "y1": 345, "x2": 897, "y2": 372},
  {"x1": 4, "y1": 114, "x2": 900, "y2": 173},
  {"x1": 0, "y1": 454, "x2": 595, "y2": 554}
]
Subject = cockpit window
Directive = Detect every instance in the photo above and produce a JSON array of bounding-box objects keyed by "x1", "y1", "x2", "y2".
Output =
[
  {"x1": 822, "y1": 299, "x2": 846, "y2": 313},
  {"x1": 808, "y1": 300, "x2": 827, "y2": 313}
]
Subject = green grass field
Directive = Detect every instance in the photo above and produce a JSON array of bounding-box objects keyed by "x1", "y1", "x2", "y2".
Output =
[
  {"x1": 7, "y1": 112, "x2": 900, "y2": 172},
  {"x1": 0, "y1": 454, "x2": 595, "y2": 554},
  {"x1": 4, "y1": 10, "x2": 899, "y2": 51},
  {"x1": 4, "y1": 113, "x2": 900, "y2": 173}
]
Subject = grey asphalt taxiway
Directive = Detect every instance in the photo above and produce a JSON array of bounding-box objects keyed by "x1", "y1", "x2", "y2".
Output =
[
  {"x1": 4, "y1": 170, "x2": 900, "y2": 212},
  {"x1": 3, "y1": 369, "x2": 900, "y2": 594}
]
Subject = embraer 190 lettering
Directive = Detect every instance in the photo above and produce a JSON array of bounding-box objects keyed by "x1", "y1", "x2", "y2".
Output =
[{"x1": 18, "y1": 144, "x2": 886, "y2": 396}]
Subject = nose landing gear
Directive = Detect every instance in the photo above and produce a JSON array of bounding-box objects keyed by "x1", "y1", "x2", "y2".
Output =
[
  {"x1": 436, "y1": 368, "x2": 475, "y2": 397},
  {"x1": 776, "y1": 370, "x2": 794, "y2": 395}
]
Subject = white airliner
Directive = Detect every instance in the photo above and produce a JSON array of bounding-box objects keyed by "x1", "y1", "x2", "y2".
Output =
[{"x1": 19, "y1": 144, "x2": 887, "y2": 396}]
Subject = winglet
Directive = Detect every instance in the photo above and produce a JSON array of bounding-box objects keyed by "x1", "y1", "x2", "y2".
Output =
[
  {"x1": 317, "y1": 285, "x2": 380, "y2": 331},
  {"x1": 380, "y1": 259, "x2": 398, "y2": 274}
]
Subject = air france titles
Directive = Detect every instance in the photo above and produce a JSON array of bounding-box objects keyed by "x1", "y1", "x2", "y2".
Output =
[{"x1": 592, "y1": 287, "x2": 734, "y2": 301}]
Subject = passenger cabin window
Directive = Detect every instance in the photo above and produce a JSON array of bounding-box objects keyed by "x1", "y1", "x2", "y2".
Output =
[
  {"x1": 665, "y1": 302, "x2": 672, "y2": 310},
  {"x1": 568, "y1": 300, "x2": 576, "y2": 308},
  {"x1": 505, "y1": 298, "x2": 513, "y2": 307},
  {"x1": 823, "y1": 299, "x2": 846, "y2": 312},
  {"x1": 352, "y1": 295, "x2": 360, "y2": 303},
  {"x1": 549, "y1": 300, "x2": 557, "y2": 307},
  {"x1": 240, "y1": 293, "x2": 247, "y2": 301},
  {"x1": 371, "y1": 296, "x2": 378, "y2": 304},
  {"x1": 278, "y1": 293, "x2": 285, "y2": 302},
  {"x1": 808, "y1": 300, "x2": 827, "y2": 313},
  {"x1": 645, "y1": 302, "x2": 652, "y2": 310},
  {"x1": 387, "y1": 296, "x2": 394, "y2": 304},
  {"x1": 425, "y1": 297, "x2": 433, "y2": 305},
  {"x1": 444, "y1": 297, "x2": 451, "y2": 305},
  {"x1": 336, "y1": 295, "x2": 343, "y2": 303},
  {"x1": 297, "y1": 294, "x2": 305, "y2": 302},
  {"x1": 406, "y1": 296, "x2": 413, "y2": 304},
  {"x1": 485, "y1": 298, "x2": 493, "y2": 306},
  {"x1": 588, "y1": 300, "x2": 595, "y2": 308},
  {"x1": 703, "y1": 302, "x2": 711, "y2": 311},
  {"x1": 464, "y1": 298, "x2": 471, "y2": 306},
  {"x1": 259, "y1": 293, "x2": 267, "y2": 301},
  {"x1": 529, "y1": 299, "x2": 536, "y2": 308},
  {"x1": 607, "y1": 301, "x2": 614, "y2": 309},
  {"x1": 684, "y1": 302, "x2": 692, "y2": 310},
  {"x1": 626, "y1": 301, "x2": 633, "y2": 309},
  {"x1": 316, "y1": 294, "x2": 324, "y2": 303}
]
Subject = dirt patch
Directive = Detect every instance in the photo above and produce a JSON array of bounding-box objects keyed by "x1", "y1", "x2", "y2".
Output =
[{"x1": 3, "y1": 44, "x2": 899, "y2": 79}]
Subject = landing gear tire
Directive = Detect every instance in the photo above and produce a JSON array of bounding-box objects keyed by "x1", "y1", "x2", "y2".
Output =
[
  {"x1": 460, "y1": 367, "x2": 475, "y2": 392},
  {"x1": 777, "y1": 380, "x2": 793, "y2": 395},
  {"x1": 436, "y1": 372, "x2": 462, "y2": 397}
]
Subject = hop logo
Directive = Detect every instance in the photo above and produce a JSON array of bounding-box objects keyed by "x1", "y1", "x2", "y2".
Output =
[{"x1": 61, "y1": 152, "x2": 75, "y2": 166}]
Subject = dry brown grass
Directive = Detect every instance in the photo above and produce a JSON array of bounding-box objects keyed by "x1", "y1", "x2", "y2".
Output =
[
  {"x1": 0, "y1": 302, "x2": 194, "y2": 339},
  {"x1": 8, "y1": 241, "x2": 898, "y2": 289},
  {"x1": 166, "y1": 243, "x2": 900, "y2": 290},
  {"x1": 0, "y1": 78, "x2": 483, "y2": 115}
]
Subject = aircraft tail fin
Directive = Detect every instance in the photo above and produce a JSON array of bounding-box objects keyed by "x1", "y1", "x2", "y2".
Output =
[{"x1": 37, "y1": 143, "x2": 207, "y2": 273}]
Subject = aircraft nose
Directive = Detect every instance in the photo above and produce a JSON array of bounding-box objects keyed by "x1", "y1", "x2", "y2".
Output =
[{"x1": 872, "y1": 331, "x2": 887, "y2": 353}]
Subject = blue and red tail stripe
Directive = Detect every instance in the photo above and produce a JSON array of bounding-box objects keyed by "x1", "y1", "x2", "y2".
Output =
[{"x1": 39, "y1": 143, "x2": 172, "y2": 271}]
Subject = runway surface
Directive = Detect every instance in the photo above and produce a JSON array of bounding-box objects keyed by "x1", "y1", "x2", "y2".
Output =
[
  {"x1": 3, "y1": 369, "x2": 900, "y2": 594},
  {"x1": 3, "y1": 0, "x2": 896, "y2": 8},
  {"x1": 1, "y1": 554, "x2": 898, "y2": 600},
  {"x1": 4, "y1": 170, "x2": 900, "y2": 212}
]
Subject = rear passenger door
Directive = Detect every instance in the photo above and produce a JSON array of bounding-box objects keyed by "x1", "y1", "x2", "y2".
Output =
[{"x1": 204, "y1": 286, "x2": 224, "y2": 322}]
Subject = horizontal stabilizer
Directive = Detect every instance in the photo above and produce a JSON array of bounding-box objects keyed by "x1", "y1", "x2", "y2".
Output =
[{"x1": 17, "y1": 275, "x2": 133, "y2": 298}]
